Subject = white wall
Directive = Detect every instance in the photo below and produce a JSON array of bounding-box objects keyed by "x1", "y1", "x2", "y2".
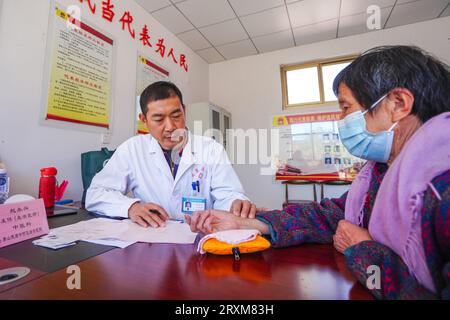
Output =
[
  {"x1": 209, "y1": 17, "x2": 450, "y2": 210},
  {"x1": 0, "y1": 0, "x2": 209, "y2": 200}
]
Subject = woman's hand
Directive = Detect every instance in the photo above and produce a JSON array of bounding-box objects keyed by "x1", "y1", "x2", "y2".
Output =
[
  {"x1": 185, "y1": 210, "x2": 270, "y2": 234},
  {"x1": 333, "y1": 220, "x2": 372, "y2": 253}
]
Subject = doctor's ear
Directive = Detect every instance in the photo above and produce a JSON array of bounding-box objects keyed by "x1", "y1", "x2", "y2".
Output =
[
  {"x1": 139, "y1": 113, "x2": 147, "y2": 123},
  {"x1": 388, "y1": 88, "x2": 415, "y2": 123}
]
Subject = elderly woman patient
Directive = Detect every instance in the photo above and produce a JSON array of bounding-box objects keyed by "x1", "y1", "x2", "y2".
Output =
[{"x1": 186, "y1": 46, "x2": 450, "y2": 300}]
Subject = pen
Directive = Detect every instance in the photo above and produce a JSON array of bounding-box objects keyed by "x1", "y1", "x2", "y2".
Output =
[
  {"x1": 149, "y1": 209, "x2": 168, "y2": 221},
  {"x1": 55, "y1": 199, "x2": 74, "y2": 205},
  {"x1": 149, "y1": 209, "x2": 182, "y2": 222},
  {"x1": 148, "y1": 209, "x2": 161, "y2": 216}
]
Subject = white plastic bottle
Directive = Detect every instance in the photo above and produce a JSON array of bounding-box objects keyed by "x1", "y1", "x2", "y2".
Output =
[{"x1": 0, "y1": 162, "x2": 9, "y2": 204}]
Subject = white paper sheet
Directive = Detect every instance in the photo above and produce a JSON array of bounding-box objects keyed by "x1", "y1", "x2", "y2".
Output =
[
  {"x1": 34, "y1": 218, "x2": 198, "y2": 248},
  {"x1": 81, "y1": 238, "x2": 135, "y2": 249},
  {"x1": 119, "y1": 220, "x2": 198, "y2": 244},
  {"x1": 32, "y1": 233, "x2": 78, "y2": 250},
  {"x1": 49, "y1": 218, "x2": 128, "y2": 240}
]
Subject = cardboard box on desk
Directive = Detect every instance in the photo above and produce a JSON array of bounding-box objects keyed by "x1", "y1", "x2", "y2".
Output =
[{"x1": 0, "y1": 199, "x2": 49, "y2": 248}]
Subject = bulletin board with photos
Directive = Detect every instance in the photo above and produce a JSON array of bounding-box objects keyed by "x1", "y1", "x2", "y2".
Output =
[{"x1": 273, "y1": 111, "x2": 365, "y2": 179}]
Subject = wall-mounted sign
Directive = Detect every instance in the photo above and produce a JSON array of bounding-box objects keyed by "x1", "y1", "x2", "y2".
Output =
[
  {"x1": 78, "y1": 0, "x2": 189, "y2": 72},
  {"x1": 41, "y1": 3, "x2": 115, "y2": 131},
  {"x1": 273, "y1": 111, "x2": 365, "y2": 177}
]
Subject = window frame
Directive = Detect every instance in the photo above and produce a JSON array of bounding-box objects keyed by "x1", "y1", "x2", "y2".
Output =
[{"x1": 280, "y1": 54, "x2": 358, "y2": 110}]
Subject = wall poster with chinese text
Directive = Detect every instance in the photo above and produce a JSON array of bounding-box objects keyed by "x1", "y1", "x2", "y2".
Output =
[
  {"x1": 40, "y1": 2, "x2": 115, "y2": 132},
  {"x1": 273, "y1": 112, "x2": 365, "y2": 177},
  {"x1": 135, "y1": 53, "x2": 170, "y2": 134}
]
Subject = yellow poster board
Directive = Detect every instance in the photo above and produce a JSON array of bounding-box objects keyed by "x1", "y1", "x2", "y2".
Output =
[
  {"x1": 42, "y1": 4, "x2": 114, "y2": 130},
  {"x1": 273, "y1": 111, "x2": 365, "y2": 175}
]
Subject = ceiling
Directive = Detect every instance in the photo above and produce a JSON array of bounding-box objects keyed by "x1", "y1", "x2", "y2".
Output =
[{"x1": 135, "y1": 0, "x2": 450, "y2": 64}]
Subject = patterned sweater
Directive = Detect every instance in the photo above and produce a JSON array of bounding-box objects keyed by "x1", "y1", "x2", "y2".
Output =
[{"x1": 256, "y1": 163, "x2": 450, "y2": 299}]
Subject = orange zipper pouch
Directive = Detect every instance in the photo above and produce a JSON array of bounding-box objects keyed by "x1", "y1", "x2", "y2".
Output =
[{"x1": 197, "y1": 230, "x2": 271, "y2": 260}]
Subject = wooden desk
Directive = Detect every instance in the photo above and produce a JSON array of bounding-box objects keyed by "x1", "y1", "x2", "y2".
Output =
[
  {"x1": 0, "y1": 240, "x2": 373, "y2": 300},
  {"x1": 0, "y1": 210, "x2": 115, "y2": 273},
  {"x1": 278, "y1": 173, "x2": 353, "y2": 205},
  {"x1": 276, "y1": 172, "x2": 354, "y2": 182},
  {"x1": 0, "y1": 257, "x2": 45, "y2": 294},
  {"x1": 282, "y1": 180, "x2": 319, "y2": 206}
]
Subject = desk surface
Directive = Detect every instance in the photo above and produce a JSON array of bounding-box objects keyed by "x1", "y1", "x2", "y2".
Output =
[
  {"x1": 0, "y1": 211, "x2": 373, "y2": 300},
  {"x1": 0, "y1": 211, "x2": 115, "y2": 273}
]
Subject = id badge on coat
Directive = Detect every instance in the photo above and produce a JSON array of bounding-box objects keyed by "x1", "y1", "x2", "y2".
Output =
[
  {"x1": 181, "y1": 165, "x2": 207, "y2": 215},
  {"x1": 182, "y1": 196, "x2": 206, "y2": 214}
]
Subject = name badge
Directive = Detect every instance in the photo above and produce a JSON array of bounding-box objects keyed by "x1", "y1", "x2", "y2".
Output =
[
  {"x1": 0, "y1": 199, "x2": 49, "y2": 248},
  {"x1": 182, "y1": 197, "x2": 206, "y2": 214}
]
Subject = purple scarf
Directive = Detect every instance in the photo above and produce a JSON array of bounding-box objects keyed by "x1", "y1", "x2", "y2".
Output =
[{"x1": 345, "y1": 112, "x2": 450, "y2": 293}]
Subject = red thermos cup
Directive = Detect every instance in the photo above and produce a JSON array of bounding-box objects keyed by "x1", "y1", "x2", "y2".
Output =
[{"x1": 39, "y1": 167, "x2": 57, "y2": 208}]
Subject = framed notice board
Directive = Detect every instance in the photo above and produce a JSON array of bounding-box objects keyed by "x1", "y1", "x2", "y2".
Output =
[
  {"x1": 273, "y1": 111, "x2": 365, "y2": 176},
  {"x1": 40, "y1": 1, "x2": 116, "y2": 133}
]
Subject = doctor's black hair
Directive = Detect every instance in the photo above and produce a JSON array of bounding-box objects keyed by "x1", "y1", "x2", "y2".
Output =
[
  {"x1": 333, "y1": 45, "x2": 450, "y2": 123},
  {"x1": 139, "y1": 81, "x2": 185, "y2": 115}
]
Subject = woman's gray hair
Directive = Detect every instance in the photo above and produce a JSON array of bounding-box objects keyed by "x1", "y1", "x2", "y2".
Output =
[{"x1": 333, "y1": 46, "x2": 450, "y2": 123}]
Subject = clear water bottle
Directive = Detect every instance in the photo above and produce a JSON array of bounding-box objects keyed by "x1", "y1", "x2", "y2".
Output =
[{"x1": 0, "y1": 162, "x2": 9, "y2": 204}]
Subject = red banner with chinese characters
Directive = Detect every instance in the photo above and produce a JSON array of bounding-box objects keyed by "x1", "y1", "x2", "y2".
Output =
[
  {"x1": 77, "y1": 0, "x2": 189, "y2": 72},
  {"x1": 272, "y1": 111, "x2": 341, "y2": 127}
]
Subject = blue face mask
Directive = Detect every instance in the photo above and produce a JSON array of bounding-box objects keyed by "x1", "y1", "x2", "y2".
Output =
[{"x1": 338, "y1": 94, "x2": 397, "y2": 163}]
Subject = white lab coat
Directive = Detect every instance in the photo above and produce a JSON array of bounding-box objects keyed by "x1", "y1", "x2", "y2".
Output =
[{"x1": 85, "y1": 132, "x2": 249, "y2": 219}]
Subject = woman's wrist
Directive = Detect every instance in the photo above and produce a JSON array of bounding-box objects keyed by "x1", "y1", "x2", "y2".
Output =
[{"x1": 239, "y1": 217, "x2": 270, "y2": 235}]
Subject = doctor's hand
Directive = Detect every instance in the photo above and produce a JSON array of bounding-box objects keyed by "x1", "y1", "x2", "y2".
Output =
[
  {"x1": 333, "y1": 220, "x2": 372, "y2": 254},
  {"x1": 185, "y1": 210, "x2": 269, "y2": 235},
  {"x1": 230, "y1": 199, "x2": 257, "y2": 218},
  {"x1": 128, "y1": 202, "x2": 169, "y2": 228}
]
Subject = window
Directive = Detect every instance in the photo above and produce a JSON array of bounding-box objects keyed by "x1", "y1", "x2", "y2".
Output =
[{"x1": 280, "y1": 55, "x2": 357, "y2": 110}]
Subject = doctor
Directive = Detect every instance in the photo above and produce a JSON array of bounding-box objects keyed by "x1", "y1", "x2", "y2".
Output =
[{"x1": 86, "y1": 81, "x2": 255, "y2": 227}]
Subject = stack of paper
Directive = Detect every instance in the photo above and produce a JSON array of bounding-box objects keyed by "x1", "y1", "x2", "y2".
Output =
[
  {"x1": 119, "y1": 220, "x2": 198, "y2": 244},
  {"x1": 33, "y1": 234, "x2": 78, "y2": 249},
  {"x1": 83, "y1": 238, "x2": 135, "y2": 249},
  {"x1": 33, "y1": 218, "x2": 198, "y2": 250}
]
